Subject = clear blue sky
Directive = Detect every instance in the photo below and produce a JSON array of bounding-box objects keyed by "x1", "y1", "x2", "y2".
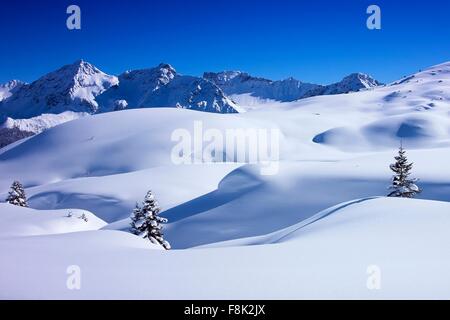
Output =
[{"x1": 1, "y1": 0, "x2": 449, "y2": 84}]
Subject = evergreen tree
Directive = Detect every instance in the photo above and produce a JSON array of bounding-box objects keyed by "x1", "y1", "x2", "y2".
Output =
[
  {"x1": 388, "y1": 144, "x2": 421, "y2": 198},
  {"x1": 6, "y1": 181, "x2": 28, "y2": 207},
  {"x1": 130, "y1": 192, "x2": 171, "y2": 250},
  {"x1": 130, "y1": 203, "x2": 144, "y2": 235}
]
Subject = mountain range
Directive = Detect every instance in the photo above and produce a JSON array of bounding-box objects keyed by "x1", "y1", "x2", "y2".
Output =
[
  {"x1": 0, "y1": 60, "x2": 381, "y2": 147},
  {"x1": 204, "y1": 71, "x2": 381, "y2": 102}
]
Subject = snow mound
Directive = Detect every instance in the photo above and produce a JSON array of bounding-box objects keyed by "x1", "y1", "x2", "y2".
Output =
[
  {"x1": 313, "y1": 113, "x2": 450, "y2": 151},
  {"x1": 274, "y1": 197, "x2": 450, "y2": 244},
  {"x1": 0, "y1": 203, "x2": 106, "y2": 238},
  {"x1": 1, "y1": 198, "x2": 450, "y2": 299}
]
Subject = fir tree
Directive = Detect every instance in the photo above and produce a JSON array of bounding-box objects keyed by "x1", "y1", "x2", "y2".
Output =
[
  {"x1": 6, "y1": 181, "x2": 28, "y2": 207},
  {"x1": 388, "y1": 144, "x2": 421, "y2": 198},
  {"x1": 130, "y1": 192, "x2": 171, "y2": 250},
  {"x1": 130, "y1": 203, "x2": 144, "y2": 235}
]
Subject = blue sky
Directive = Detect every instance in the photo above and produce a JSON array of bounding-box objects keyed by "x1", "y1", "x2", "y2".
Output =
[{"x1": 0, "y1": 0, "x2": 449, "y2": 84}]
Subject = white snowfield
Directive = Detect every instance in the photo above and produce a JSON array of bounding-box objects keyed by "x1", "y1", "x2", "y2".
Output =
[
  {"x1": 1, "y1": 61, "x2": 450, "y2": 299},
  {"x1": 1, "y1": 198, "x2": 449, "y2": 299},
  {"x1": 0, "y1": 204, "x2": 106, "y2": 238}
]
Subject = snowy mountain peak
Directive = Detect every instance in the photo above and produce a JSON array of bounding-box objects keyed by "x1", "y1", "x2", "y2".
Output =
[
  {"x1": 340, "y1": 72, "x2": 381, "y2": 89},
  {"x1": 157, "y1": 62, "x2": 176, "y2": 72},
  {"x1": 204, "y1": 71, "x2": 320, "y2": 102},
  {"x1": 1, "y1": 79, "x2": 26, "y2": 89},
  {"x1": 121, "y1": 63, "x2": 176, "y2": 87},
  {"x1": 205, "y1": 70, "x2": 382, "y2": 103},
  {"x1": 0, "y1": 60, "x2": 118, "y2": 118},
  {"x1": 0, "y1": 80, "x2": 26, "y2": 102},
  {"x1": 97, "y1": 64, "x2": 237, "y2": 114},
  {"x1": 203, "y1": 71, "x2": 248, "y2": 85},
  {"x1": 301, "y1": 72, "x2": 382, "y2": 98}
]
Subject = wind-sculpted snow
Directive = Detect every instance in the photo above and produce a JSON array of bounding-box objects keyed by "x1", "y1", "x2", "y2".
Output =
[
  {"x1": 1, "y1": 198, "x2": 450, "y2": 299},
  {"x1": 0, "y1": 204, "x2": 106, "y2": 238},
  {"x1": 1, "y1": 61, "x2": 450, "y2": 298}
]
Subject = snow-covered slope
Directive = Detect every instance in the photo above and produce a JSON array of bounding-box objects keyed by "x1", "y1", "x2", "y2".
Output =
[
  {"x1": 1, "y1": 61, "x2": 450, "y2": 299},
  {"x1": 1, "y1": 197, "x2": 450, "y2": 299},
  {"x1": 0, "y1": 80, "x2": 25, "y2": 102},
  {"x1": 0, "y1": 204, "x2": 106, "y2": 238},
  {"x1": 97, "y1": 64, "x2": 238, "y2": 114},
  {"x1": 0, "y1": 60, "x2": 118, "y2": 119}
]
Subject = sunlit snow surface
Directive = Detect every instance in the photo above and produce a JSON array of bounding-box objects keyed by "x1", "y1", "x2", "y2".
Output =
[{"x1": 1, "y1": 62, "x2": 450, "y2": 299}]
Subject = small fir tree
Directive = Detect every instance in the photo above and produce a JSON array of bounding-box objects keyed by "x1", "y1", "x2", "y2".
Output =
[
  {"x1": 388, "y1": 144, "x2": 421, "y2": 198},
  {"x1": 130, "y1": 192, "x2": 171, "y2": 250},
  {"x1": 6, "y1": 181, "x2": 28, "y2": 207}
]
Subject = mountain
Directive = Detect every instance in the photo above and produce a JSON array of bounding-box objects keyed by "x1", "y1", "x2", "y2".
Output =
[
  {"x1": 0, "y1": 60, "x2": 119, "y2": 119},
  {"x1": 0, "y1": 80, "x2": 26, "y2": 102},
  {"x1": 97, "y1": 63, "x2": 238, "y2": 114},
  {"x1": 204, "y1": 70, "x2": 381, "y2": 102},
  {"x1": 304, "y1": 72, "x2": 382, "y2": 98},
  {"x1": 203, "y1": 71, "x2": 321, "y2": 102}
]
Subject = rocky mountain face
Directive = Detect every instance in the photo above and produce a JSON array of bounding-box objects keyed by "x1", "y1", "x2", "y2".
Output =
[
  {"x1": 0, "y1": 60, "x2": 119, "y2": 119},
  {"x1": 204, "y1": 71, "x2": 381, "y2": 102},
  {"x1": 97, "y1": 64, "x2": 238, "y2": 114}
]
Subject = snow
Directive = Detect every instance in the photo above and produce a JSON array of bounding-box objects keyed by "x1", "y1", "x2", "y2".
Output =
[
  {"x1": 1, "y1": 198, "x2": 450, "y2": 299},
  {"x1": 1, "y1": 111, "x2": 87, "y2": 134},
  {"x1": 0, "y1": 80, "x2": 25, "y2": 102},
  {"x1": 204, "y1": 70, "x2": 380, "y2": 103},
  {"x1": 0, "y1": 204, "x2": 106, "y2": 238},
  {"x1": 1, "y1": 61, "x2": 450, "y2": 299},
  {"x1": 0, "y1": 60, "x2": 118, "y2": 119},
  {"x1": 96, "y1": 63, "x2": 238, "y2": 114}
]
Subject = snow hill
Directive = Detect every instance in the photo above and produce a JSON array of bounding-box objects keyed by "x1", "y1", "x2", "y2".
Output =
[
  {"x1": 204, "y1": 70, "x2": 381, "y2": 105},
  {"x1": 0, "y1": 60, "x2": 118, "y2": 119},
  {"x1": 1, "y1": 198, "x2": 450, "y2": 299},
  {"x1": 1, "y1": 61, "x2": 450, "y2": 299},
  {"x1": 0, "y1": 204, "x2": 106, "y2": 238}
]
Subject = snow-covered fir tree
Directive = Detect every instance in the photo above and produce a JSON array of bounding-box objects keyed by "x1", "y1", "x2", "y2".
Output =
[
  {"x1": 130, "y1": 203, "x2": 144, "y2": 235},
  {"x1": 6, "y1": 181, "x2": 28, "y2": 207},
  {"x1": 129, "y1": 192, "x2": 171, "y2": 250},
  {"x1": 388, "y1": 144, "x2": 421, "y2": 198}
]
